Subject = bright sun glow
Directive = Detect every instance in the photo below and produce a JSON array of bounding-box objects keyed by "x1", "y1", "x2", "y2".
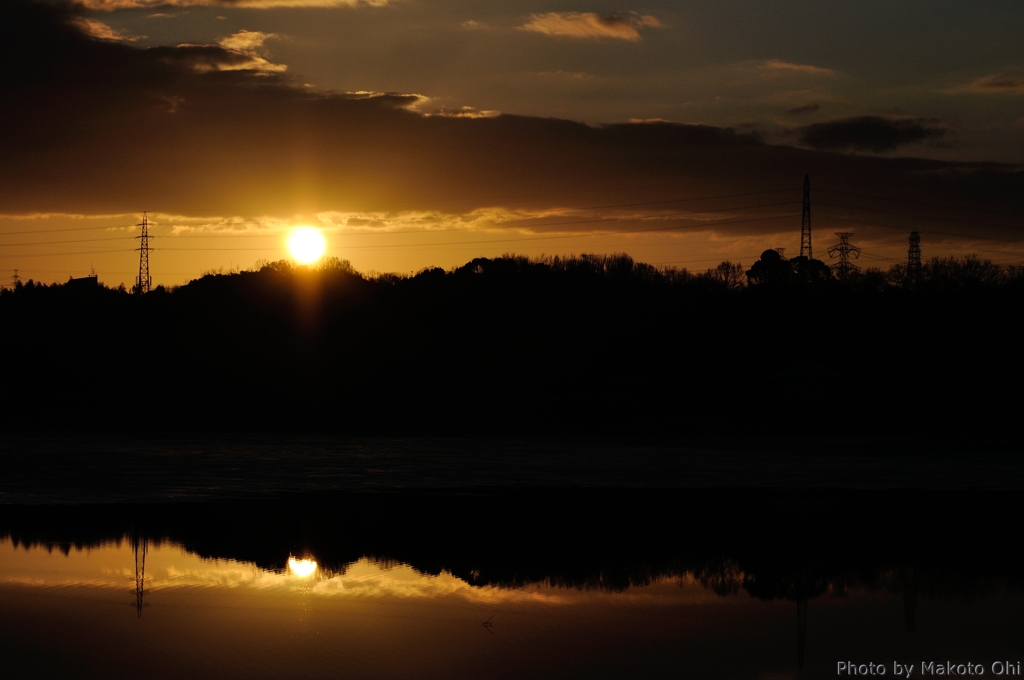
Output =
[
  {"x1": 288, "y1": 557, "x2": 318, "y2": 577},
  {"x1": 287, "y1": 227, "x2": 326, "y2": 264}
]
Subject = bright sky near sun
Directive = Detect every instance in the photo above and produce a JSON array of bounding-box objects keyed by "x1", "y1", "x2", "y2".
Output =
[
  {"x1": 1, "y1": 0, "x2": 1023, "y2": 287},
  {"x1": 288, "y1": 227, "x2": 327, "y2": 264}
]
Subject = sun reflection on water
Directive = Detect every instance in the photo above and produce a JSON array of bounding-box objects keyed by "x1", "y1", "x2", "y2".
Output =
[{"x1": 288, "y1": 557, "x2": 317, "y2": 578}]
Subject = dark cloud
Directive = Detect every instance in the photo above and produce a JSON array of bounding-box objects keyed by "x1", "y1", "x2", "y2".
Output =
[
  {"x1": 1, "y1": 1, "x2": 1021, "y2": 242},
  {"x1": 787, "y1": 103, "x2": 820, "y2": 115},
  {"x1": 798, "y1": 116, "x2": 946, "y2": 153},
  {"x1": 73, "y1": 0, "x2": 382, "y2": 9},
  {"x1": 949, "y1": 72, "x2": 1024, "y2": 94}
]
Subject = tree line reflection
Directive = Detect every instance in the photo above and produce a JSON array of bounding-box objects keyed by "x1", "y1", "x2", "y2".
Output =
[
  {"x1": 4, "y1": 488, "x2": 1021, "y2": 674},
  {"x1": 4, "y1": 489, "x2": 1021, "y2": 610}
]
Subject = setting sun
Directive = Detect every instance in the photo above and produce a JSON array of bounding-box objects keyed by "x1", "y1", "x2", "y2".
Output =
[
  {"x1": 288, "y1": 227, "x2": 326, "y2": 264},
  {"x1": 288, "y1": 557, "x2": 318, "y2": 578}
]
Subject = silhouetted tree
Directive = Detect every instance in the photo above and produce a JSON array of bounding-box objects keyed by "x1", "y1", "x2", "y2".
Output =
[
  {"x1": 706, "y1": 261, "x2": 746, "y2": 290},
  {"x1": 789, "y1": 255, "x2": 833, "y2": 286},
  {"x1": 746, "y1": 249, "x2": 792, "y2": 286},
  {"x1": 922, "y1": 255, "x2": 1004, "y2": 291}
]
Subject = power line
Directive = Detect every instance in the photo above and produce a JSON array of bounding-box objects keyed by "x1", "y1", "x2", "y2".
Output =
[
  {"x1": 312, "y1": 174, "x2": 776, "y2": 211},
  {"x1": 0, "y1": 249, "x2": 132, "y2": 258},
  {"x1": 644, "y1": 254, "x2": 762, "y2": 266},
  {"x1": 0, "y1": 224, "x2": 137, "y2": 237},
  {"x1": 495, "y1": 189, "x2": 796, "y2": 217},
  {"x1": 816, "y1": 201, "x2": 1023, "y2": 234},
  {"x1": 816, "y1": 187, "x2": 1024, "y2": 219},
  {"x1": 6, "y1": 268, "x2": 203, "y2": 275},
  {"x1": 819, "y1": 212, "x2": 1024, "y2": 244},
  {"x1": 0, "y1": 236, "x2": 132, "y2": 246}
]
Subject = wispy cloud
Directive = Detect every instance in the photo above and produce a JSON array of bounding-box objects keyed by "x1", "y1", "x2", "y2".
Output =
[
  {"x1": 427, "y1": 106, "x2": 501, "y2": 119},
  {"x1": 71, "y1": 17, "x2": 144, "y2": 42},
  {"x1": 161, "y1": 214, "x2": 295, "y2": 235},
  {"x1": 519, "y1": 12, "x2": 661, "y2": 41},
  {"x1": 757, "y1": 59, "x2": 835, "y2": 77},
  {"x1": 537, "y1": 70, "x2": 595, "y2": 80},
  {"x1": 217, "y1": 29, "x2": 275, "y2": 52},
  {"x1": 72, "y1": 0, "x2": 389, "y2": 10},
  {"x1": 946, "y1": 72, "x2": 1024, "y2": 94},
  {"x1": 316, "y1": 209, "x2": 556, "y2": 234},
  {"x1": 174, "y1": 30, "x2": 286, "y2": 73}
]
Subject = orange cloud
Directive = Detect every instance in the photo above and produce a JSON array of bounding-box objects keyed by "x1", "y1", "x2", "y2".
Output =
[
  {"x1": 428, "y1": 106, "x2": 501, "y2": 119},
  {"x1": 172, "y1": 30, "x2": 286, "y2": 73},
  {"x1": 71, "y1": 17, "x2": 143, "y2": 41},
  {"x1": 520, "y1": 12, "x2": 661, "y2": 41},
  {"x1": 217, "y1": 30, "x2": 275, "y2": 51}
]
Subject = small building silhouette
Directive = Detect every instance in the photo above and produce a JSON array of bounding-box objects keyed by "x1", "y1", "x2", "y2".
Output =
[{"x1": 66, "y1": 275, "x2": 98, "y2": 289}]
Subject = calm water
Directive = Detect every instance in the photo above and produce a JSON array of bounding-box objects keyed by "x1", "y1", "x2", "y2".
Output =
[
  {"x1": 2, "y1": 536, "x2": 1022, "y2": 680},
  {"x1": 2, "y1": 435, "x2": 1022, "y2": 678},
  {"x1": 3, "y1": 434, "x2": 1022, "y2": 503}
]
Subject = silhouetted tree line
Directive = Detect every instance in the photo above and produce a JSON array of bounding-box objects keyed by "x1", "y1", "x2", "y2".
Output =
[
  {"x1": 2, "y1": 252, "x2": 1022, "y2": 433},
  {"x1": 744, "y1": 249, "x2": 1024, "y2": 292}
]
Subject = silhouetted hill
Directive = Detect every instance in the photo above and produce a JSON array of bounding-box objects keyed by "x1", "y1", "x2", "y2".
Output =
[{"x1": 2, "y1": 254, "x2": 1022, "y2": 434}]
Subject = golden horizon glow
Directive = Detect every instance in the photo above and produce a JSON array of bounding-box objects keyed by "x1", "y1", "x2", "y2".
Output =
[
  {"x1": 288, "y1": 556, "x2": 318, "y2": 577},
  {"x1": 287, "y1": 226, "x2": 326, "y2": 264}
]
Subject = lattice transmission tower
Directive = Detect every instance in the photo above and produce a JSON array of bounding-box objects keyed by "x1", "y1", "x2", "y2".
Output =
[
  {"x1": 907, "y1": 231, "x2": 922, "y2": 275},
  {"x1": 132, "y1": 534, "x2": 148, "y2": 617},
  {"x1": 134, "y1": 212, "x2": 152, "y2": 295},
  {"x1": 800, "y1": 174, "x2": 812, "y2": 259},
  {"x1": 827, "y1": 232, "x2": 861, "y2": 279}
]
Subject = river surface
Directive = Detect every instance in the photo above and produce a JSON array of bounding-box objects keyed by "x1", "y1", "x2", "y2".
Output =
[
  {"x1": 2, "y1": 434, "x2": 1022, "y2": 503},
  {"x1": 1, "y1": 434, "x2": 1022, "y2": 678},
  {"x1": 2, "y1": 536, "x2": 1022, "y2": 680}
]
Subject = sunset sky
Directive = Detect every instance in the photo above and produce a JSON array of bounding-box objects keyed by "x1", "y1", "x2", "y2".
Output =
[{"x1": 2, "y1": 0, "x2": 1023, "y2": 287}]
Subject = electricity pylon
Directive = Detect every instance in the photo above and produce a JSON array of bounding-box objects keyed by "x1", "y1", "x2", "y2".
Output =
[
  {"x1": 827, "y1": 232, "x2": 861, "y2": 279},
  {"x1": 134, "y1": 212, "x2": 152, "y2": 295},
  {"x1": 800, "y1": 175, "x2": 812, "y2": 259},
  {"x1": 907, "y1": 231, "x2": 922, "y2": 275},
  {"x1": 132, "y1": 534, "x2": 148, "y2": 617}
]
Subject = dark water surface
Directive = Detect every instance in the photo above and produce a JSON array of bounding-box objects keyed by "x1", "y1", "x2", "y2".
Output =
[
  {"x1": 1, "y1": 435, "x2": 1022, "y2": 678},
  {"x1": 2, "y1": 434, "x2": 1022, "y2": 503}
]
